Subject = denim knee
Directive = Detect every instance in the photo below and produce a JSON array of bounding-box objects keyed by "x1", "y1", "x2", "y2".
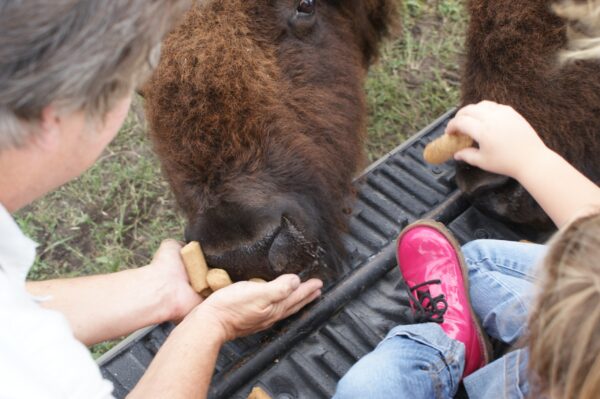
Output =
[
  {"x1": 334, "y1": 349, "x2": 400, "y2": 399},
  {"x1": 461, "y1": 239, "x2": 491, "y2": 267},
  {"x1": 334, "y1": 325, "x2": 463, "y2": 399},
  {"x1": 462, "y1": 239, "x2": 544, "y2": 281},
  {"x1": 461, "y1": 240, "x2": 537, "y2": 343}
]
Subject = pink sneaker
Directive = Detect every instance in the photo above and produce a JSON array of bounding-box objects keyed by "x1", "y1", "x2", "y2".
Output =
[{"x1": 396, "y1": 220, "x2": 491, "y2": 378}]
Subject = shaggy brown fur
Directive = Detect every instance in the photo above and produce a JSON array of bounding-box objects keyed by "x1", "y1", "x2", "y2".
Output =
[
  {"x1": 458, "y1": 0, "x2": 600, "y2": 229},
  {"x1": 143, "y1": 0, "x2": 396, "y2": 281}
]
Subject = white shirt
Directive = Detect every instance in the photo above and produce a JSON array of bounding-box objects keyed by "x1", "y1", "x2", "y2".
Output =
[{"x1": 0, "y1": 204, "x2": 114, "y2": 399}]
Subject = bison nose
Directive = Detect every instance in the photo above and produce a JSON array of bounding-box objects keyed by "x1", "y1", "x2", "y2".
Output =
[
  {"x1": 267, "y1": 216, "x2": 310, "y2": 274},
  {"x1": 184, "y1": 205, "x2": 315, "y2": 280}
]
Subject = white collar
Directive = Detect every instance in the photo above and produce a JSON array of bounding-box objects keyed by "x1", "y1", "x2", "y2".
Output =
[{"x1": 0, "y1": 203, "x2": 38, "y2": 282}]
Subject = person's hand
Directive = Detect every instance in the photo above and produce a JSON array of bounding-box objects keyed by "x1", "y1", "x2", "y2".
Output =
[
  {"x1": 196, "y1": 274, "x2": 323, "y2": 342},
  {"x1": 147, "y1": 239, "x2": 203, "y2": 321},
  {"x1": 448, "y1": 101, "x2": 550, "y2": 180}
]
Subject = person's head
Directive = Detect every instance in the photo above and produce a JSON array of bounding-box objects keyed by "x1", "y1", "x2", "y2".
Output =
[
  {"x1": 554, "y1": 0, "x2": 600, "y2": 62},
  {"x1": 528, "y1": 6, "x2": 600, "y2": 394},
  {"x1": 0, "y1": 0, "x2": 189, "y2": 210},
  {"x1": 528, "y1": 211, "x2": 600, "y2": 399}
]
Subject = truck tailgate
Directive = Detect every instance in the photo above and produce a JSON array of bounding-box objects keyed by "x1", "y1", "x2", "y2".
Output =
[{"x1": 97, "y1": 109, "x2": 542, "y2": 398}]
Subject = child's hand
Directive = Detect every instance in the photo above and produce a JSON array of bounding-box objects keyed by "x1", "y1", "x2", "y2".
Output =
[{"x1": 448, "y1": 101, "x2": 549, "y2": 180}]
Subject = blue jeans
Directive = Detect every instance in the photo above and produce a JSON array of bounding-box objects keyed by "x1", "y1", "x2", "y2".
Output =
[{"x1": 333, "y1": 240, "x2": 546, "y2": 399}]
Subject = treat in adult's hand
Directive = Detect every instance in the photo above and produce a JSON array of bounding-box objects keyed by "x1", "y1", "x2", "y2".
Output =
[
  {"x1": 206, "y1": 268, "x2": 233, "y2": 291},
  {"x1": 180, "y1": 241, "x2": 210, "y2": 293},
  {"x1": 423, "y1": 133, "x2": 474, "y2": 164},
  {"x1": 249, "y1": 278, "x2": 267, "y2": 283},
  {"x1": 180, "y1": 243, "x2": 269, "y2": 296},
  {"x1": 247, "y1": 386, "x2": 272, "y2": 399}
]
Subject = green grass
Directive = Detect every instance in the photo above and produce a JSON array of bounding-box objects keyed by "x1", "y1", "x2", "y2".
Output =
[
  {"x1": 366, "y1": 0, "x2": 466, "y2": 160},
  {"x1": 367, "y1": 0, "x2": 467, "y2": 161},
  {"x1": 19, "y1": 102, "x2": 186, "y2": 282},
  {"x1": 14, "y1": 0, "x2": 467, "y2": 357}
]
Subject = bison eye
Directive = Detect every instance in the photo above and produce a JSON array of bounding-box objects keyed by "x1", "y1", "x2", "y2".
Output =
[{"x1": 297, "y1": 0, "x2": 315, "y2": 15}]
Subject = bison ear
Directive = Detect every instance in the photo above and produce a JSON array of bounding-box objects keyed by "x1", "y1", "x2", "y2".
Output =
[{"x1": 355, "y1": 0, "x2": 400, "y2": 65}]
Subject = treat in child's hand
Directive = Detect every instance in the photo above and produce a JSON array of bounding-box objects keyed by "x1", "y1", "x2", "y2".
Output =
[
  {"x1": 180, "y1": 241, "x2": 210, "y2": 293},
  {"x1": 423, "y1": 133, "x2": 474, "y2": 164},
  {"x1": 206, "y1": 268, "x2": 233, "y2": 291},
  {"x1": 247, "y1": 386, "x2": 272, "y2": 399}
]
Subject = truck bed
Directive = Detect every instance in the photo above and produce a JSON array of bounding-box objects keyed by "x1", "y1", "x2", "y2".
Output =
[{"x1": 97, "y1": 109, "x2": 543, "y2": 398}]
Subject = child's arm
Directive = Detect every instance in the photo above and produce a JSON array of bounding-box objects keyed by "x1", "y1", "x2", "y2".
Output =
[{"x1": 448, "y1": 101, "x2": 600, "y2": 228}]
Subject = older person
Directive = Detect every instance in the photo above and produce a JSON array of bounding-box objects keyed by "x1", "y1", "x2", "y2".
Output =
[{"x1": 0, "y1": 1, "x2": 323, "y2": 398}]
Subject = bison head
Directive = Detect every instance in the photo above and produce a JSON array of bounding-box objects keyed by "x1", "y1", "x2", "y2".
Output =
[{"x1": 143, "y1": 0, "x2": 397, "y2": 281}]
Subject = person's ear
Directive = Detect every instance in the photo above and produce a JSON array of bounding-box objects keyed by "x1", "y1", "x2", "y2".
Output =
[{"x1": 33, "y1": 105, "x2": 62, "y2": 150}]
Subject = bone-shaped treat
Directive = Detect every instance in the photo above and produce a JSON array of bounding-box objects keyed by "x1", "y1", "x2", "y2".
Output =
[
  {"x1": 180, "y1": 241, "x2": 268, "y2": 297},
  {"x1": 423, "y1": 133, "x2": 474, "y2": 164},
  {"x1": 247, "y1": 386, "x2": 272, "y2": 399}
]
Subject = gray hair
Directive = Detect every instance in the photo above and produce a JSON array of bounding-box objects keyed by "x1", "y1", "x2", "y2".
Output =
[{"x1": 0, "y1": 0, "x2": 190, "y2": 150}]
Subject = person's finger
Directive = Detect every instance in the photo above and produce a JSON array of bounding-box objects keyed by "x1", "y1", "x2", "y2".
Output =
[
  {"x1": 455, "y1": 103, "x2": 479, "y2": 118},
  {"x1": 279, "y1": 283, "x2": 321, "y2": 311},
  {"x1": 281, "y1": 278, "x2": 323, "y2": 305},
  {"x1": 300, "y1": 278, "x2": 324, "y2": 292},
  {"x1": 160, "y1": 238, "x2": 183, "y2": 250},
  {"x1": 152, "y1": 239, "x2": 182, "y2": 260},
  {"x1": 280, "y1": 289, "x2": 322, "y2": 319},
  {"x1": 458, "y1": 100, "x2": 498, "y2": 119},
  {"x1": 477, "y1": 99, "x2": 499, "y2": 110},
  {"x1": 454, "y1": 147, "x2": 482, "y2": 167},
  {"x1": 273, "y1": 279, "x2": 322, "y2": 317},
  {"x1": 263, "y1": 274, "x2": 302, "y2": 303},
  {"x1": 445, "y1": 115, "x2": 482, "y2": 143}
]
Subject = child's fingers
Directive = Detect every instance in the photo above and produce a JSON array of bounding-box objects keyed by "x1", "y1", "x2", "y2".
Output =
[
  {"x1": 445, "y1": 115, "x2": 482, "y2": 143},
  {"x1": 455, "y1": 103, "x2": 479, "y2": 118},
  {"x1": 457, "y1": 100, "x2": 498, "y2": 119},
  {"x1": 454, "y1": 147, "x2": 482, "y2": 166}
]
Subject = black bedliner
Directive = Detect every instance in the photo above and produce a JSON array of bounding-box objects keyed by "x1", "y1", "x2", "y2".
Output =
[{"x1": 97, "y1": 109, "x2": 543, "y2": 398}]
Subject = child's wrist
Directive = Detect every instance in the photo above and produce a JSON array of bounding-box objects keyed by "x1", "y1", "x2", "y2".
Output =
[{"x1": 514, "y1": 146, "x2": 560, "y2": 185}]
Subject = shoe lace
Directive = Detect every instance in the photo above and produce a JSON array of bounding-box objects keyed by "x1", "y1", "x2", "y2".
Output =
[{"x1": 407, "y1": 279, "x2": 448, "y2": 324}]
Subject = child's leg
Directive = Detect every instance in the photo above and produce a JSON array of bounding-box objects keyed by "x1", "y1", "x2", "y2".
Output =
[
  {"x1": 333, "y1": 323, "x2": 464, "y2": 399},
  {"x1": 463, "y1": 239, "x2": 546, "y2": 344},
  {"x1": 463, "y1": 348, "x2": 530, "y2": 398}
]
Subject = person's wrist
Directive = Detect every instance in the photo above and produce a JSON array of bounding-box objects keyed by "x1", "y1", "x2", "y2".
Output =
[
  {"x1": 514, "y1": 146, "x2": 559, "y2": 184},
  {"x1": 137, "y1": 263, "x2": 189, "y2": 323},
  {"x1": 189, "y1": 304, "x2": 231, "y2": 344}
]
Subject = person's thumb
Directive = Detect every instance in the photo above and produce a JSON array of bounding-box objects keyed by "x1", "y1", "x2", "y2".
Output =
[
  {"x1": 153, "y1": 239, "x2": 182, "y2": 261},
  {"x1": 264, "y1": 274, "x2": 301, "y2": 303},
  {"x1": 454, "y1": 147, "x2": 482, "y2": 167}
]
